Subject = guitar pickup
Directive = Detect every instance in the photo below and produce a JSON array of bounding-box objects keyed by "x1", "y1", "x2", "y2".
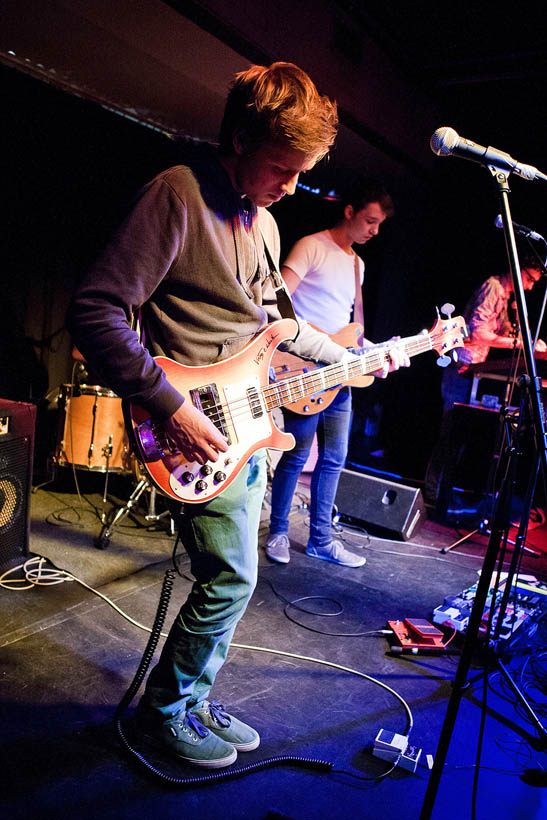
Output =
[
  {"x1": 247, "y1": 386, "x2": 263, "y2": 419},
  {"x1": 190, "y1": 383, "x2": 231, "y2": 444}
]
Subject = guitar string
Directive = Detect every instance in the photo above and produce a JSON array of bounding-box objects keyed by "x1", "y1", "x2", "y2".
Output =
[
  {"x1": 174, "y1": 328, "x2": 461, "y2": 436},
  {"x1": 188, "y1": 331, "x2": 457, "y2": 432}
]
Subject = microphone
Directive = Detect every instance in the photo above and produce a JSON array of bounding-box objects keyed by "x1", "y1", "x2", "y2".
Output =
[
  {"x1": 494, "y1": 214, "x2": 545, "y2": 242},
  {"x1": 430, "y1": 127, "x2": 547, "y2": 184}
]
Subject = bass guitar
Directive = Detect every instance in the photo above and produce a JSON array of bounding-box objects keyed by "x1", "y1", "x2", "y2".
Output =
[
  {"x1": 270, "y1": 321, "x2": 373, "y2": 415},
  {"x1": 128, "y1": 314, "x2": 467, "y2": 504}
]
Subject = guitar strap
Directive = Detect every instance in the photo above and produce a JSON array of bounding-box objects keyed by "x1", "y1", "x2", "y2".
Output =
[
  {"x1": 261, "y1": 231, "x2": 299, "y2": 329},
  {"x1": 262, "y1": 233, "x2": 364, "y2": 350},
  {"x1": 353, "y1": 252, "x2": 365, "y2": 347}
]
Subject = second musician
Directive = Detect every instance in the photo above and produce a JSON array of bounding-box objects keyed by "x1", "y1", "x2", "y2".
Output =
[{"x1": 266, "y1": 177, "x2": 402, "y2": 567}]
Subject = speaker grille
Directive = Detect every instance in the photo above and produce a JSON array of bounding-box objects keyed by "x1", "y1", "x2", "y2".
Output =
[{"x1": 0, "y1": 436, "x2": 31, "y2": 565}]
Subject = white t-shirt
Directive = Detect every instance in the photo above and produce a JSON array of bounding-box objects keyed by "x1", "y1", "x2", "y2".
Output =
[{"x1": 284, "y1": 230, "x2": 364, "y2": 335}]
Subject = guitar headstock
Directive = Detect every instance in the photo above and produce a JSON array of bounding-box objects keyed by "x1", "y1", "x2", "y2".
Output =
[{"x1": 428, "y1": 313, "x2": 468, "y2": 359}]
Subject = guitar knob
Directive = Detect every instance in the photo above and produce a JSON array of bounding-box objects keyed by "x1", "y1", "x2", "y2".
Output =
[
  {"x1": 303, "y1": 405, "x2": 310, "y2": 412},
  {"x1": 181, "y1": 471, "x2": 194, "y2": 484},
  {"x1": 200, "y1": 464, "x2": 213, "y2": 476},
  {"x1": 317, "y1": 397, "x2": 324, "y2": 405},
  {"x1": 195, "y1": 480, "x2": 207, "y2": 493},
  {"x1": 214, "y1": 471, "x2": 226, "y2": 483}
]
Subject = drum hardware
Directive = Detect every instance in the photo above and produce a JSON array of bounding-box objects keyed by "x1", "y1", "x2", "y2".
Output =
[
  {"x1": 143, "y1": 485, "x2": 174, "y2": 530},
  {"x1": 94, "y1": 477, "x2": 149, "y2": 550},
  {"x1": 47, "y1": 381, "x2": 176, "y2": 548},
  {"x1": 99, "y1": 434, "x2": 114, "y2": 524},
  {"x1": 93, "y1": 475, "x2": 176, "y2": 550}
]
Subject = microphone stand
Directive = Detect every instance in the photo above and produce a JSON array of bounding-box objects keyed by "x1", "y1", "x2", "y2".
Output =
[{"x1": 420, "y1": 167, "x2": 547, "y2": 819}]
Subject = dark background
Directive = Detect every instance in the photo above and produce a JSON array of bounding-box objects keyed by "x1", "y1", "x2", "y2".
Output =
[{"x1": 2, "y1": 2, "x2": 547, "y2": 487}]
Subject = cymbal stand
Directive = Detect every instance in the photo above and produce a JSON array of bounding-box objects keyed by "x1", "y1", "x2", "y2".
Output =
[
  {"x1": 420, "y1": 166, "x2": 547, "y2": 819},
  {"x1": 94, "y1": 473, "x2": 176, "y2": 549},
  {"x1": 94, "y1": 477, "x2": 150, "y2": 550}
]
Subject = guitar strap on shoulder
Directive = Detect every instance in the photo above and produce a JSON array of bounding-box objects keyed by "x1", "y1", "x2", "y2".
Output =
[
  {"x1": 261, "y1": 231, "x2": 299, "y2": 328},
  {"x1": 353, "y1": 253, "x2": 365, "y2": 347}
]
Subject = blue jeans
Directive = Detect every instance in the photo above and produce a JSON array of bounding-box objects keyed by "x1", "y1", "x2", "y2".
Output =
[
  {"x1": 269, "y1": 389, "x2": 352, "y2": 549},
  {"x1": 140, "y1": 451, "x2": 267, "y2": 720}
]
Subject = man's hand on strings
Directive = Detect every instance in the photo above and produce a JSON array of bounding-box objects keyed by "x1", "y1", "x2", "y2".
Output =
[
  {"x1": 162, "y1": 401, "x2": 228, "y2": 467},
  {"x1": 373, "y1": 336, "x2": 411, "y2": 379}
]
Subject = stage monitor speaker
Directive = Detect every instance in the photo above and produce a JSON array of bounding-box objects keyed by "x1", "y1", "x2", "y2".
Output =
[
  {"x1": 334, "y1": 468, "x2": 425, "y2": 541},
  {"x1": 0, "y1": 399, "x2": 36, "y2": 568}
]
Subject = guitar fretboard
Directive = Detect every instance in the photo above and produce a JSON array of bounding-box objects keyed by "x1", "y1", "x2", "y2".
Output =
[{"x1": 263, "y1": 332, "x2": 433, "y2": 411}]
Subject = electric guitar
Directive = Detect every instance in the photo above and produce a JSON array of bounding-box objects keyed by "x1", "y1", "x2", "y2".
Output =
[
  {"x1": 127, "y1": 314, "x2": 467, "y2": 504},
  {"x1": 270, "y1": 322, "x2": 374, "y2": 415}
]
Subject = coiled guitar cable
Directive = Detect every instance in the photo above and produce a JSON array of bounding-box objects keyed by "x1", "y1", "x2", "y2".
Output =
[{"x1": 114, "y1": 568, "x2": 333, "y2": 785}]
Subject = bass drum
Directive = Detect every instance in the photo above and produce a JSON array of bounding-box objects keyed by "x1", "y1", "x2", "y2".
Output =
[{"x1": 56, "y1": 384, "x2": 130, "y2": 472}]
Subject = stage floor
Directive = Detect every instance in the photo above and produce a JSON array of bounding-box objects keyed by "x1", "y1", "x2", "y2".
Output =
[{"x1": 1, "y1": 470, "x2": 546, "y2": 820}]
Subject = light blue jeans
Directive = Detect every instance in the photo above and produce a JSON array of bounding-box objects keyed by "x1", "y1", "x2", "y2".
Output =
[
  {"x1": 269, "y1": 389, "x2": 352, "y2": 550},
  {"x1": 140, "y1": 451, "x2": 267, "y2": 720}
]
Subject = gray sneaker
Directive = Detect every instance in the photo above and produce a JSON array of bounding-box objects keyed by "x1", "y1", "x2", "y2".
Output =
[
  {"x1": 190, "y1": 700, "x2": 260, "y2": 752},
  {"x1": 306, "y1": 539, "x2": 366, "y2": 568},
  {"x1": 265, "y1": 533, "x2": 291, "y2": 563},
  {"x1": 137, "y1": 710, "x2": 237, "y2": 768}
]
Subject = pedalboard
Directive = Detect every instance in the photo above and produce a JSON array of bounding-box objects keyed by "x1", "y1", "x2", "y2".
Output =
[{"x1": 432, "y1": 575, "x2": 547, "y2": 646}]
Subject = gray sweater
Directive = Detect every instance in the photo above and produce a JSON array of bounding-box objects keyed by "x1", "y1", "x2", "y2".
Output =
[{"x1": 67, "y1": 146, "x2": 346, "y2": 420}]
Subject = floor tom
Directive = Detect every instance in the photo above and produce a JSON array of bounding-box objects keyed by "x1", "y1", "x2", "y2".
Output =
[{"x1": 56, "y1": 385, "x2": 129, "y2": 472}]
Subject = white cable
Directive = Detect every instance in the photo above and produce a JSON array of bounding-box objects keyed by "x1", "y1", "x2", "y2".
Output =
[
  {"x1": 230, "y1": 641, "x2": 414, "y2": 732},
  {"x1": 3, "y1": 555, "x2": 415, "y2": 733},
  {"x1": 0, "y1": 556, "x2": 72, "y2": 590},
  {"x1": 1, "y1": 557, "x2": 154, "y2": 633}
]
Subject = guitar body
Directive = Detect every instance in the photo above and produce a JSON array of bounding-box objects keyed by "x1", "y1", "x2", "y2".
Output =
[
  {"x1": 270, "y1": 322, "x2": 374, "y2": 415},
  {"x1": 129, "y1": 318, "x2": 299, "y2": 504},
  {"x1": 127, "y1": 313, "x2": 467, "y2": 504}
]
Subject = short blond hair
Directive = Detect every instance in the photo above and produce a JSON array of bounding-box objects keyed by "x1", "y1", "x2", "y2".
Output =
[{"x1": 219, "y1": 62, "x2": 338, "y2": 159}]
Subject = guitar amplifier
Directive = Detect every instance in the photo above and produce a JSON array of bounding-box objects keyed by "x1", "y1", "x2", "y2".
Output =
[
  {"x1": 334, "y1": 468, "x2": 426, "y2": 541},
  {"x1": 0, "y1": 399, "x2": 36, "y2": 568}
]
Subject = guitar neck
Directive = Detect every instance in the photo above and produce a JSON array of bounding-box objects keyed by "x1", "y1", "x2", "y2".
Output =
[{"x1": 265, "y1": 332, "x2": 431, "y2": 411}]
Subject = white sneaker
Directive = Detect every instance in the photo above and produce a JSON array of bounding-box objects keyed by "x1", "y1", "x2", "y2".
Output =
[
  {"x1": 265, "y1": 533, "x2": 291, "y2": 563},
  {"x1": 306, "y1": 539, "x2": 366, "y2": 568}
]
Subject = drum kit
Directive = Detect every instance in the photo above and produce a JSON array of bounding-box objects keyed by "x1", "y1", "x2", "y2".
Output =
[{"x1": 52, "y1": 369, "x2": 174, "y2": 548}]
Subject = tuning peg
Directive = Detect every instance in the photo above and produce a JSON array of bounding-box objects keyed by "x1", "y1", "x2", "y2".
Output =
[
  {"x1": 436, "y1": 355, "x2": 451, "y2": 368},
  {"x1": 440, "y1": 302, "x2": 455, "y2": 318}
]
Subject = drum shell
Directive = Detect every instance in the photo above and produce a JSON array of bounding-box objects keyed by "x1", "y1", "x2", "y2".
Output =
[{"x1": 56, "y1": 385, "x2": 129, "y2": 472}]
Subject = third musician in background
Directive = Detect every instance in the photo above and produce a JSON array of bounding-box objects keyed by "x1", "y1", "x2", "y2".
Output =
[{"x1": 424, "y1": 252, "x2": 546, "y2": 508}]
